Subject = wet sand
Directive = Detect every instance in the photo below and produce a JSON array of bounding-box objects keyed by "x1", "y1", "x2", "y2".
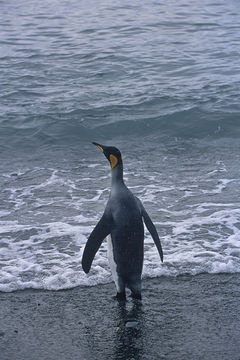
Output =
[{"x1": 1, "y1": 274, "x2": 240, "y2": 360}]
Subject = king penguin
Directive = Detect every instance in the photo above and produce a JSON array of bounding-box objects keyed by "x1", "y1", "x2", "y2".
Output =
[{"x1": 82, "y1": 143, "x2": 163, "y2": 300}]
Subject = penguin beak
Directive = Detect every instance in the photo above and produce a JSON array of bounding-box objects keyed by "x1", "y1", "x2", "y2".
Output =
[{"x1": 92, "y1": 142, "x2": 105, "y2": 153}]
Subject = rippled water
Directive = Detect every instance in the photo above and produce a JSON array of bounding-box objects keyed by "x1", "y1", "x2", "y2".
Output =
[{"x1": 0, "y1": 0, "x2": 240, "y2": 291}]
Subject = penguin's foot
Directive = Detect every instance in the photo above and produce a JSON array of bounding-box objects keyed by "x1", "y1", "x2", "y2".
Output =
[
  {"x1": 130, "y1": 292, "x2": 142, "y2": 301},
  {"x1": 114, "y1": 292, "x2": 126, "y2": 301}
]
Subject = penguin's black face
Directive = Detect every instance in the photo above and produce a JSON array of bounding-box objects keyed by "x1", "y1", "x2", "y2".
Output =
[{"x1": 92, "y1": 142, "x2": 122, "y2": 169}]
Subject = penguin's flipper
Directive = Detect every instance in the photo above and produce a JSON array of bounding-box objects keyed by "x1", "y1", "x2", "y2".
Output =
[
  {"x1": 136, "y1": 198, "x2": 163, "y2": 262},
  {"x1": 82, "y1": 211, "x2": 113, "y2": 273}
]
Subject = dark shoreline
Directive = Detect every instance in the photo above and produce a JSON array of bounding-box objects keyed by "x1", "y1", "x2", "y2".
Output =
[{"x1": 1, "y1": 273, "x2": 240, "y2": 360}]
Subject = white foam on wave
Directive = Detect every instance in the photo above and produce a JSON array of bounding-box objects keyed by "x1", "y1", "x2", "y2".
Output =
[
  {"x1": 1, "y1": 203, "x2": 240, "y2": 292},
  {"x1": 202, "y1": 179, "x2": 235, "y2": 195},
  {"x1": 1, "y1": 161, "x2": 240, "y2": 292},
  {"x1": 0, "y1": 210, "x2": 11, "y2": 217},
  {"x1": 87, "y1": 163, "x2": 100, "y2": 168}
]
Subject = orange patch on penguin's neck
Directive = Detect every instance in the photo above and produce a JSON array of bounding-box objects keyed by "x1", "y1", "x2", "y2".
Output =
[{"x1": 110, "y1": 154, "x2": 118, "y2": 169}]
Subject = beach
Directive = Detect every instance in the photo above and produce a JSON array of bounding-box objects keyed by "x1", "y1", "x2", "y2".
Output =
[
  {"x1": 1, "y1": 0, "x2": 240, "y2": 358},
  {"x1": 1, "y1": 274, "x2": 239, "y2": 360}
]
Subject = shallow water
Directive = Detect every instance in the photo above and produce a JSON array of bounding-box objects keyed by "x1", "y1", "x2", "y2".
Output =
[{"x1": 0, "y1": 0, "x2": 240, "y2": 291}]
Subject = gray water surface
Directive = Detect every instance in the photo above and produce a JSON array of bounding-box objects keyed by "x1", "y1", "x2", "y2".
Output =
[{"x1": 0, "y1": 0, "x2": 240, "y2": 291}]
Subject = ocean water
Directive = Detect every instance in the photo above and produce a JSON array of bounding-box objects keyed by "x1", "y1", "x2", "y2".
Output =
[{"x1": 0, "y1": 0, "x2": 240, "y2": 292}]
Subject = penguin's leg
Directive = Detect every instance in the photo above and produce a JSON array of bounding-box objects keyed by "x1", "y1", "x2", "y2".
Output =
[
  {"x1": 115, "y1": 276, "x2": 126, "y2": 301},
  {"x1": 127, "y1": 277, "x2": 142, "y2": 300},
  {"x1": 107, "y1": 236, "x2": 126, "y2": 300}
]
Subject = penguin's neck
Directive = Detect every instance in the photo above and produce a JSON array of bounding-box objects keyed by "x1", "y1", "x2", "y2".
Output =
[{"x1": 111, "y1": 164, "x2": 124, "y2": 188}]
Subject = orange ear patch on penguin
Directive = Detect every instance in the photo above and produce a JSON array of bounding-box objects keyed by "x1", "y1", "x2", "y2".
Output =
[{"x1": 109, "y1": 154, "x2": 118, "y2": 169}]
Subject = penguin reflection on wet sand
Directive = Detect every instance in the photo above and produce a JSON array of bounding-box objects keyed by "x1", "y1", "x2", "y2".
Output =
[{"x1": 82, "y1": 143, "x2": 163, "y2": 300}]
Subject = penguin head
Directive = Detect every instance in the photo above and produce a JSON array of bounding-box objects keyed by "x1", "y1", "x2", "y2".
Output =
[{"x1": 92, "y1": 142, "x2": 123, "y2": 169}]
